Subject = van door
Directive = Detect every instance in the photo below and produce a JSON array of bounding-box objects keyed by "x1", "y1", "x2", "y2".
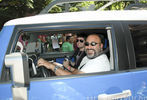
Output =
[
  {"x1": 128, "y1": 24, "x2": 147, "y2": 100},
  {"x1": 0, "y1": 25, "x2": 15, "y2": 100},
  {"x1": 0, "y1": 83, "x2": 12, "y2": 99},
  {"x1": 3, "y1": 23, "x2": 135, "y2": 100},
  {"x1": 27, "y1": 24, "x2": 134, "y2": 100},
  {"x1": 28, "y1": 72, "x2": 133, "y2": 100}
]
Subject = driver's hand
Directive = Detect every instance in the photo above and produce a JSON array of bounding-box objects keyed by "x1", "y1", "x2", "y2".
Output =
[{"x1": 37, "y1": 58, "x2": 51, "y2": 68}]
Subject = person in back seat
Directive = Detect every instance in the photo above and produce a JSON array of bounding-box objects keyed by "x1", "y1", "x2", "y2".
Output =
[
  {"x1": 63, "y1": 33, "x2": 86, "y2": 69},
  {"x1": 61, "y1": 34, "x2": 74, "y2": 52},
  {"x1": 37, "y1": 34, "x2": 110, "y2": 75}
]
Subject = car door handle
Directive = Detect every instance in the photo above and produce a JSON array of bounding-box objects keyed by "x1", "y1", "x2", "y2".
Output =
[{"x1": 98, "y1": 90, "x2": 131, "y2": 100}]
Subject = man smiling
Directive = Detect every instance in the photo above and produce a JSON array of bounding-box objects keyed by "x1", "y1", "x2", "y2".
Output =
[
  {"x1": 37, "y1": 34, "x2": 110, "y2": 75},
  {"x1": 78, "y1": 34, "x2": 110, "y2": 73}
]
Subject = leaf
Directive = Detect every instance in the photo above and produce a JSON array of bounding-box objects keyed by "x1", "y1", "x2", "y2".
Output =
[
  {"x1": 49, "y1": 5, "x2": 62, "y2": 13},
  {"x1": 69, "y1": 7, "x2": 78, "y2": 12},
  {"x1": 27, "y1": 2, "x2": 34, "y2": 8}
]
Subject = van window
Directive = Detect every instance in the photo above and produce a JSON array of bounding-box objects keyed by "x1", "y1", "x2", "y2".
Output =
[
  {"x1": 129, "y1": 24, "x2": 147, "y2": 67},
  {"x1": 15, "y1": 32, "x2": 74, "y2": 53},
  {"x1": 13, "y1": 28, "x2": 112, "y2": 78}
]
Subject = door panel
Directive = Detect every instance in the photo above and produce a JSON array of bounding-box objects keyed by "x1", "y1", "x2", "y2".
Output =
[
  {"x1": 0, "y1": 26, "x2": 15, "y2": 76},
  {"x1": 0, "y1": 83, "x2": 12, "y2": 99},
  {"x1": 29, "y1": 72, "x2": 134, "y2": 100},
  {"x1": 132, "y1": 70, "x2": 147, "y2": 100}
]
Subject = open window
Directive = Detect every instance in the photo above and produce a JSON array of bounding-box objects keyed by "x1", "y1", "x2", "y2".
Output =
[{"x1": 13, "y1": 26, "x2": 114, "y2": 79}]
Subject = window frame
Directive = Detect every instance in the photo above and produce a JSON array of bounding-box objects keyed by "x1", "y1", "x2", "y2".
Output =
[
  {"x1": 124, "y1": 22, "x2": 147, "y2": 69},
  {"x1": 2, "y1": 21, "x2": 122, "y2": 81}
]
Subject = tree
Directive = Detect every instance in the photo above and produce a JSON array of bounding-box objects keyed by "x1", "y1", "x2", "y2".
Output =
[
  {"x1": 0, "y1": 0, "x2": 52, "y2": 30},
  {"x1": 0, "y1": 0, "x2": 147, "y2": 30},
  {"x1": 49, "y1": 0, "x2": 147, "y2": 12}
]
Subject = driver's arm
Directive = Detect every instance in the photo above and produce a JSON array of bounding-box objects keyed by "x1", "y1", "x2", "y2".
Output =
[
  {"x1": 37, "y1": 58, "x2": 84, "y2": 76},
  {"x1": 55, "y1": 67, "x2": 84, "y2": 75}
]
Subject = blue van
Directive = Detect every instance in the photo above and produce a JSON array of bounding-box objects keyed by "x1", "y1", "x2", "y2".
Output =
[{"x1": 0, "y1": 1, "x2": 147, "y2": 100}]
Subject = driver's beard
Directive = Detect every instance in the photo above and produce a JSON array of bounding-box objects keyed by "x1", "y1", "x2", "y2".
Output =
[{"x1": 86, "y1": 48, "x2": 102, "y2": 59}]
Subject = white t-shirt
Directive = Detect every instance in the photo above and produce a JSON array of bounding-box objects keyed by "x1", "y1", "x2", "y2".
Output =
[{"x1": 78, "y1": 54, "x2": 110, "y2": 73}]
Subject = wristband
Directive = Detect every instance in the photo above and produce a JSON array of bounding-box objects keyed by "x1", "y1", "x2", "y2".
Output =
[
  {"x1": 68, "y1": 66, "x2": 71, "y2": 71},
  {"x1": 54, "y1": 66, "x2": 60, "y2": 72}
]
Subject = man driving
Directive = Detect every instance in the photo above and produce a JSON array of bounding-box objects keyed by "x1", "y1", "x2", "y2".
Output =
[{"x1": 37, "y1": 34, "x2": 110, "y2": 75}]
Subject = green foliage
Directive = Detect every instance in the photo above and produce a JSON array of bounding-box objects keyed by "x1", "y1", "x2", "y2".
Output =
[
  {"x1": 139, "y1": 0, "x2": 147, "y2": 3},
  {"x1": 26, "y1": 0, "x2": 34, "y2": 9},
  {"x1": 108, "y1": 1, "x2": 131, "y2": 10},
  {"x1": 0, "y1": 0, "x2": 52, "y2": 30},
  {"x1": 0, "y1": 0, "x2": 147, "y2": 30},
  {"x1": 95, "y1": 1, "x2": 106, "y2": 10},
  {"x1": 69, "y1": 7, "x2": 79, "y2": 12},
  {"x1": 49, "y1": 5, "x2": 62, "y2": 13},
  {"x1": 95, "y1": 1, "x2": 134, "y2": 10},
  {"x1": 76, "y1": 1, "x2": 95, "y2": 11},
  {"x1": 49, "y1": 1, "x2": 140, "y2": 12},
  {"x1": 69, "y1": 3, "x2": 80, "y2": 12},
  {"x1": 76, "y1": 1, "x2": 94, "y2": 8}
]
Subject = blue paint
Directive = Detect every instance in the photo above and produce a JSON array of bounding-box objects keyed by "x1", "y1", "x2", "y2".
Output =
[
  {"x1": 28, "y1": 72, "x2": 134, "y2": 100},
  {"x1": 132, "y1": 70, "x2": 147, "y2": 99},
  {"x1": 0, "y1": 83, "x2": 12, "y2": 99},
  {"x1": 0, "y1": 25, "x2": 15, "y2": 76}
]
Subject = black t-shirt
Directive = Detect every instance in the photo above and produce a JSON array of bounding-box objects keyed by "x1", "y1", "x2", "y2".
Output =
[{"x1": 71, "y1": 49, "x2": 86, "y2": 68}]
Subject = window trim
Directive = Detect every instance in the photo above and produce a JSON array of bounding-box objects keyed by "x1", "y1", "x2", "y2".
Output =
[
  {"x1": 121, "y1": 21, "x2": 147, "y2": 70},
  {"x1": 5, "y1": 21, "x2": 118, "y2": 81},
  {"x1": 128, "y1": 23, "x2": 147, "y2": 68}
]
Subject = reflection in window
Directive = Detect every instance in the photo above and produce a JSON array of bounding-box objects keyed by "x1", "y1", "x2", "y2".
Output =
[
  {"x1": 14, "y1": 29, "x2": 112, "y2": 78},
  {"x1": 15, "y1": 32, "x2": 77, "y2": 54},
  {"x1": 129, "y1": 24, "x2": 147, "y2": 67}
]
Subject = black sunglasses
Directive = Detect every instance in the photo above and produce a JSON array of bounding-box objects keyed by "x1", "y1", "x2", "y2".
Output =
[
  {"x1": 85, "y1": 42, "x2": 100, "y2": 46},
  {"x1": 76, "y1": 39, "x2": 84, "y2": 43}
]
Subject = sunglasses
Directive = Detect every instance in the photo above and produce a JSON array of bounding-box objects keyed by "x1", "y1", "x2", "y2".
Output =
[
  {"x1": 85, "y1": 42, "x2": 100, "y2": 46},
  {"x1": 76, "y1": 39, "x2": 84, "y2": 43}
]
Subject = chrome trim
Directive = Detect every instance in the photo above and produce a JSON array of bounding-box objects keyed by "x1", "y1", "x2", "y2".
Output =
[{"x1": 5, "y1": 52, "x2": 30, "y2": 100}]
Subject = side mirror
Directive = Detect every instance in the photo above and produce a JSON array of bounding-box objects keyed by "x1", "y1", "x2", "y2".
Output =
[{"x1": 5, "y1": 52, "x2": 30, "y2": 100}]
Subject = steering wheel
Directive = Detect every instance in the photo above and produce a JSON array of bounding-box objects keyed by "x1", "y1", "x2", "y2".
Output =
[
  {"x1": 28, "y1": 54, "x2": 55, "y2": 78},
  {"x1": 36, "y1": 66, "x2": 55, "y2": 77}
]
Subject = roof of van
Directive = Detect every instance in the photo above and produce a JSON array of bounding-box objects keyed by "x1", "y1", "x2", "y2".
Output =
[{"x1": 4, "y1": 10, "x2": 147, "y2": 26}]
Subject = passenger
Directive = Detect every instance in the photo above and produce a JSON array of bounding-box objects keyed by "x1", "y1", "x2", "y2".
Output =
[
  {"x1": 61, "y1": 34, "x2": 74, "y2": 52},
  {"x1": 17, "y1": 33, "x2": 29, "y2": 52},
  {"x1": 63, "y1": 33, "x2": 86, "y2": 69},
  {"x1": 72, "y1": 34, "x2": 78, "y2": 50},
  {"x1": 37, "y1": 34, "x2": 110, "y2": 75},
  {"x1": 18, "y1": 33, "x2": 29, "y2": 48}
]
